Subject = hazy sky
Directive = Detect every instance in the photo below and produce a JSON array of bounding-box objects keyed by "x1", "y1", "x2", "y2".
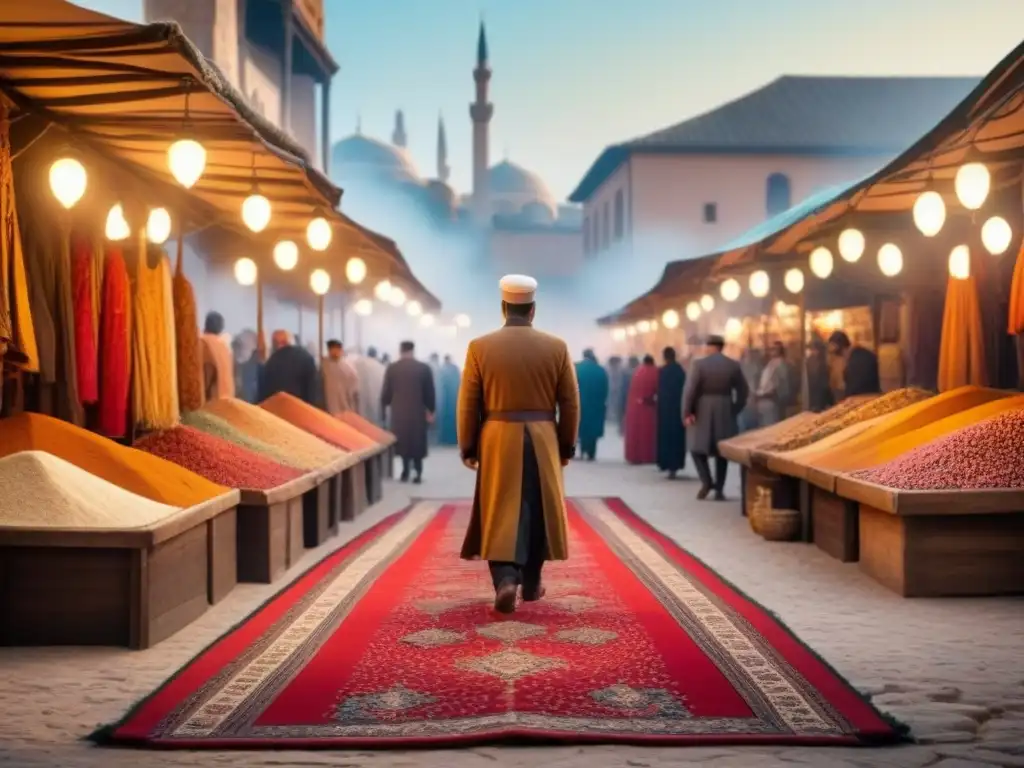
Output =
[{"x1": 76, "y1": 1, "x2": 1024, "y2": 200}]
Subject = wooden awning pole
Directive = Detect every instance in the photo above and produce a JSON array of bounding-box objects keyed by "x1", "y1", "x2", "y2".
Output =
[{"x1": 317, "y1": 293, "x2": 325, "y2": 365}]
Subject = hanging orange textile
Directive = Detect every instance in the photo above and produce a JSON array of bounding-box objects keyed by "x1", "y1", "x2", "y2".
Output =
[
  {"x1": 71, "y1": 234, "x2": 99, "y2": 404},
  {"x1": 937, "y1": 270, "x2": 987, "y2": 392},
  {"x1": 1006, "y1": 236, "x2": 1024, "y2": 334}
]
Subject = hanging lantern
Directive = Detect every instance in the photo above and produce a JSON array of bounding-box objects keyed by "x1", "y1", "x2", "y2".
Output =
[
  {"x1": 388, "y1": 286, "x2": 407, "y2": 307},
  {"x1": 719, "y1": 278, "x2": 741, "y2": 302},
  {"x1": 877, "y1": 243, "x2": 903, "y2": 277},
  {"x1": 345, "y1": 256, "x2": 367, "y2": 284},
  {"x1": 637, "y1": 319, "x2": 651, "y2": 333},
  {"x1": 406, "y1": 300, "x2": 423, "y2": 316},
  {"x1": 49, "y1": 157, "x2": 87, "y2": 209},
  {"x1": 700, "y1": 294, "x2": 715, "y2": 312},
  {"x1": 784, "y1": 267, "x2": 804, "y2": 294},
  {"x1": 954, "y1": 162, "x2": 990, "y2": 211},
  {"x1": 420, "y1": 313, "x2": 435, "y2": 327},
  {"x1": 748, "y1": 270, "x2": 770, "y2": 298},
  {"x1": 809, "y1": 246, "x2": 834, "y2": 279},
  {"x1": 612, "y1": 327, "x2": 626, "y2": 341},
  {"x1": 104, "y1": 204, "x2": 130, "y2": 241},
  {"x1": 724, "y1": 317, "x2": 743, "y2": 340},
  {"x1": 661, "y1": 309, "x2": 680, "y2": 329},
  {"x1": 273, "y1": 240, "x2": 299, "y2": 271},
  {"x1": 838, "y1": 228, "x2": 865, "y2": 262},
  {"x1": 374, "y1": 279, "x2": 392, "y2": 301},
  {"x1": 454, "y1": 313, "x2": 471, "y2": 328},
  {"x1": 310, "y1": 268, "x2": 331, "y2": 295},
  {"x1": 234, "y1": 257, "x2": 257, "y2": 286},
  {"x1": 146, "y1": 207, "x2": 172, "y2": 244},
  {"x1": 685, "y1": 301, "x2": 701, "y2": 321},
  {"x1": 354, "y1": 298, "x2": 373, "y2": 316},
  {"x1": 948, "y1": 245, "x2": 970, "y2": 280},
  {"x1": 167, "y1": 138, "x2": 206, "y2": 188},
  {"x1": 912, "y1": 191, "x2": 946, "y2": 237},
  {"x1": 306, "y1": 216, "x2": 332, "y2": 251},
  {"x1": 626, "y1": 325, "x2": 637, "y2": 336},
  {"x1": 981, "y1": 216, "x2": 1012, "y2": 255},
  {"x1": 241, "y1": 193, "x2": 271, "y2": 233}
]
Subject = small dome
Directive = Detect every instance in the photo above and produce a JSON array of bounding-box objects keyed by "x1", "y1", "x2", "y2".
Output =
[
  {"x1": 331, "y1": 135, "x2": 420, "y2": 183},
  {"x1": 488, "y1": 160, "x2": 557, "y2": 213}
]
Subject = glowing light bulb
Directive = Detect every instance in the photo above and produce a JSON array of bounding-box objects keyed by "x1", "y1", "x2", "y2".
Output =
[
  {"x1": 685, "y1": 302, "x2": 701, "y2": 321},
  {"x1": 306, "y1": 216, "x2": 332, "y2": 251},
  {"x1": 388, "y1": 286, "x2": 406, "y2": 307},
  {"x1": 454, "y1": 313, "x2": 471, "y2": 328},
  {"x1": 838, "y1": 228, "x2": 865, "y2": 263},
  {"x1": 662, "y1": 309, "x2": 680, "y2": 329},
  {"x1": 809, "y1": 246, "x2": 834, "y2": 279},
  {"x1": 955, "y1": 162, "x2": 990, "y2": 211},
  {"x1": 345, "y1": 257, "x2": 367, "y2": 284},
  {"x1": 167, "y1": 138, "x2": 206, "y2": 188},
  {"x1": 310, "y1": 268, "x2": 331, "y2": 295},
  {"x1": 912, "y1": 190, "x2": 945, "y2": 237},
  {"x1": 784, "y1": 268, "x2": 804, "y2": 294},
  {"x1": 612, "y1": 327, "x2": 626, "y2": 341},
  {"x1": 241, "y1": 193, "x2": 271, "y2": 232},
  {"x1": 626, "y1": 325, "x2": 637, "y2": 336},
  {"x1": 948, "y1": 244, "x2": 970, "y2": 280},
  {"x1": 748, "y1": 270, "x2": 770, "y2": 298},
  {"x1": 981, "y1": 216, "x2": 1012, "y2": 255},
  {"x1": 104, "y1": 204, "x2": 130, "y2": 241},
  {"x1": 406, "y1": 300, "x2": 422, "y2": 316},
  {"x1": 700, "y1": 294, "x2": 715, "y2": 312},
  {"x1": 720, "y1": 278, "x2": 741, "y2": 302},
  {"x1": 877, "y1": 243, "x2": 903, "y2": 277},
  {"x1": 419, "y1": 313, "x2": 435, "y2": 327},
  {"x1": 49, "y1": 157, "x2": 87, "y2": 209},
  {"x1": 234, "y1": 257, "x2": 257, "y2": 286},
  {"x1": 273, "y1": 240, "x2": 298, "y2": 271},
  {"x1": 354, "y1": 299, "x2": 373, "y2": 316},
  {"x1": 374, "y1": 280, "x2": 392, "y2": 301},
  {"x1": 724, "y1": 317, "x2": 743, "y2": 340},
  {"x1": 146, "y1": 207, "x2": 171, "y2": 244},
  {"x1": 637, "y1": 319, "x2": 651, "y2": 333}
]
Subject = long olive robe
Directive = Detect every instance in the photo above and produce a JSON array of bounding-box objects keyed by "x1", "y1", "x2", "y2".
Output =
[{"x1": 457, "y1": 318, "x2": 580, "y2": 562}]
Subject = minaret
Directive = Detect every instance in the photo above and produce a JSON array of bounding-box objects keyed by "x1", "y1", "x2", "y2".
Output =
[
  {"x1": 469, "y1": 20, "x2": 492, "y2": 221},
  {"x1": 437, "y1": 114, "x2": 451, "y2": 183},
  {"x1": 392, "y1": 109, "x2": 407, "y2": 148}
]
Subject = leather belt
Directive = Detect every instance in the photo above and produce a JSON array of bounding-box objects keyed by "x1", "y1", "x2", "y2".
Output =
[{"x1": 484, "y1": 409, "x2": 556, "y2": 423}]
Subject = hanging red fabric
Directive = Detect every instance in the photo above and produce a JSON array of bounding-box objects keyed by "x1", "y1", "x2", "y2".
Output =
[
  {"x1": 97, "y1": 247, "x2": 131, "y2": 438},
  {"x1": 71, "y1": 234, "x2": 98, "y2": 404}
]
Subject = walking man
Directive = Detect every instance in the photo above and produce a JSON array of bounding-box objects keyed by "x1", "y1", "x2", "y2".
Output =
[
  {"x1": 458, "y1": 274, "x2": 580, "y2": 614},
  {"x1": 575, "y1": 348, "x2": 608, "y2": 461},
  {"x1": 682, "y1": 334, "x2": 749, "y2": 500},
  {"x1": 381, "y1": 340, "x2": 435, "y2": 483},
  {"x1": 259, "y1": 329, "x2": 321, "y2": 405},
  {"x1": 656, "y1": 346, "x2": 687, "y2": 478}
]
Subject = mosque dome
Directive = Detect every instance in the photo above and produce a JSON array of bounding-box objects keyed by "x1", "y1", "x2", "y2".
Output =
[
  {"x1": 331, "y1": 135, "x2": 421, "y2": 184},
  {"x1": 488, "y1": 160, "x2": 557, "y2": 215}
]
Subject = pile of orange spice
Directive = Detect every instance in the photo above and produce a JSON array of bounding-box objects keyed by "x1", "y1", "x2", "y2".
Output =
[{"x1": 260, "y1": 393, "x2": 379, "y2": 452}]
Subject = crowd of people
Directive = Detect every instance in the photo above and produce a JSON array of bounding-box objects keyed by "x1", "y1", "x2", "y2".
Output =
[
  {"x1": 573, "y1": 328, "x2": 882, "y2": 500},
  {"x1": 197, "y1": 311, "x2": 462, "y2": 485}
]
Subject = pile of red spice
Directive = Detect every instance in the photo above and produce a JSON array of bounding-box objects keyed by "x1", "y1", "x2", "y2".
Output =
[{"x1": 134, "y1": 426, "x2": 303, "y2": 490}]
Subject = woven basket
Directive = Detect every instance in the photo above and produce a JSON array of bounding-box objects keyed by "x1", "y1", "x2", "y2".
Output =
[
  {"x1": 748, "y1": 485, "x2": 771, "y2": 535},
  {"x1": 759, "y1": 508, "x2": 800, "y2": 542}
]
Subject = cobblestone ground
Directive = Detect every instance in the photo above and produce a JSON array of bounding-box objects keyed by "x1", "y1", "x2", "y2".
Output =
[{"x1": 1, "y1": 435, "x2": 1022, "y2": 768}]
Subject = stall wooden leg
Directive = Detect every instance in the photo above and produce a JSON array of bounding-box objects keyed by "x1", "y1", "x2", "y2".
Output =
[
  {"x1": 859, "y1": 504, "x2": 1024, "y2": 597},
  {"x1": 340, "y1": 466, "x2": 358, "y2": 521},
  {"x1": 327, "y1": 474, "x2": 343, "y2": 534},
  {"x1": 799, "y1": 480, "x2": 813, "y2": 543},
  {"x1": 302, "y1": 482, "x2": 331, "y2": 548},
  {"x1": 812, "y1": 488, "x2": 858, "y2": 561},
  {"x1": 740, "y1": 466, "x2": 748, "y2": 517},
  {"x1": 208, "y1": 507, "x2": 238, "y2": 603},
  {"x1": 237, "y1": 501, "x2": 290, "y2": 583}
]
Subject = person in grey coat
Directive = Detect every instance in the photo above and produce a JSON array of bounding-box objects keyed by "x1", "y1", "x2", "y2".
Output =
[
  {"x1": 682, "y1": 335, "x2": 749, "y2": 501},
  {"x1": 381, "y1": 340, "x2": 436, "y2": 483}
]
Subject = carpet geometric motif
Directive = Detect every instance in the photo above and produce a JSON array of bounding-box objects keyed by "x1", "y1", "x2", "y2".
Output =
[{"x1": 99, "y1": 498, "x2": 903, "y2": 748}]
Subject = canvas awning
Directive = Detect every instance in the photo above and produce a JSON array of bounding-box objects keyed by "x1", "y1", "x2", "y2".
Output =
[{"x1": 0, "y1": 0, "x2": 438, "y2": 307}]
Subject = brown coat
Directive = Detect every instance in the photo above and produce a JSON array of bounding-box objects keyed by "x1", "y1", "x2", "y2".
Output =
[{"x1": 457, "y1": 319, "x2": 580, "y2": 562}]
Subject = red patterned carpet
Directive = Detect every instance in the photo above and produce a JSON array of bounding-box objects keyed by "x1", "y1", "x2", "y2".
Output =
[{"x1": 98, "y1": 499, "x2": 902, "y2": 748}]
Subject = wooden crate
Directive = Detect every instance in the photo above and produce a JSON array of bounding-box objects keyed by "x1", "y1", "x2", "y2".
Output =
[
  {"x1": 0, "y1": 494, "x2": 238, "y2": 649},
  {"x1": 236, "y1": 476, "x2": 316, "y2": 583},
  {"x1": 811, "y1": 486, "x2": 859, "y2": 562}
]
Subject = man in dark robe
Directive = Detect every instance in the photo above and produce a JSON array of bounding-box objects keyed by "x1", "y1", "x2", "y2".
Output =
[
  {"x1": 574, "y1": 348, "x2": 609, "y2": 461},
  {"x1": 438, "y1": 355, "x2": 461, "y2": 445},
  {"x1": 618, "y1": 355, "x2": 640, "y2": 435},
  {"x1": 828, "y1": 330, "x2": 881, "y2": 399},
  {"x1": 683, "y1": 335, "x2": 749, "y2": 501},
  {"x1": 656, "y1": 346, "x2": 686, "y2": 478},
  {"x1": 427, "y1": 352, "x2": 442, "y2": 444},
  {"x1": 806, "y1": 336, "x2": 835, "y2": 412},
  {"x1": 381, "y1": 340, "x2": 436, "y2": 483},
  {"x1": 259, "y1": 329, "x2": 321, "y2": 405}
]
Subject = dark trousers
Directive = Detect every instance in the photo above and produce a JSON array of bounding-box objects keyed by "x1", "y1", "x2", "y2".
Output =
[
  {"x1": 579, "y1": 435, "x2": 597, "y2": 460},
  {"x1": 489, "y1": 431, "x2": 547, "y2": 593},
  {"x1": 692, "y1": 452, "x2": 728, "y2": 492},
  {"x1": 400, "y1": 457, "x2": 423, "y2": 479}
]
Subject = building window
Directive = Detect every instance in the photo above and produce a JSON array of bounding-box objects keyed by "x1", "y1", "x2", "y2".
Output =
[
  {"x1": 766, "y1": 172, "x2": 791, "y2": 216},
  {"x1": 703, "y1": 203, "x2": 717, "y2": 223},
  {"x1": 583, "y1": 216, "x2": 591, "y2": 254},
  {"x1": 614, "y1": 189, "x2": 625, "y2": 240},
  {"x1": 602, "y1": 201, "x2": 611, "y2": 247}
]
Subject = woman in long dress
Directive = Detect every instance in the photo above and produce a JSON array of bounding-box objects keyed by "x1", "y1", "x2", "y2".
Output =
[{"x1": 624, "y1": 354, "x2": 659, "y2": 464}]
